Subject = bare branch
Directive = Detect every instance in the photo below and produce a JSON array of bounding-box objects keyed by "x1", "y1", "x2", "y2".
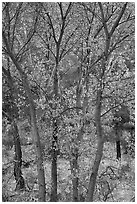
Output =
[
  {"x1": 15, "y1": 14, "x2": 38, "y2": 59},
  {"x1": 101, "y1": 98, "x2": 135, "y2": 118},
  {"x1": 98, "y1": 3, "x2": 109, "y2": 38},
  {"x1": 110, "y1": 31, "x2": 134, "y2": 53},
  {"x1": 56, "y1": 106, "x2": 83, "y2": 119},
  {"x1": 11, "y1": 3, "x2": 23, "y2": 50},
  {"x1": 59, "y1": 25, "x2": 80, "y2": 60},
  {"x1": 58, "y1": 2, "x2": 64, "y2": 20},
  {"x1": 64, "y1": 3, "x2": 72, "y2": 19},
  {"x1": 36, "y1": 32, "x2": 56, "y2": 59},
  {"x1": 98, "y1": 2, "x2": 110, "y2": 58},
  {"x1": 109, "y1": 3, "x2": 127, "y2": 37},
  {"x1": 46, "y1": 12, "x2": 57, "y2": 44}
]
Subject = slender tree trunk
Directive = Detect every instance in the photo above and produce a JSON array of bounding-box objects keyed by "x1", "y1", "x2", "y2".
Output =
[
  {"x1": 71, "y1": 146, "x2": 79, "y2": 202},
  {"x1": 3, "y1": 66, "x2": 25, "y2": 191},
  {"x1": 50, "y1": 65, "x2": 58, "y2": 202},
  {"x1": 45, "y1": 4, "x2": 72, "y2": 201},
  {"x1": 50, "y1": 118, "x2": 58, "y2": 201},
  {"x1": 70, "y1": 76, "x2": 83, "y2": 202},
  {"x1": 13, "y1": 122, "x2": 25, "y2": 191},
  {"x1": 86, "y1": 138, "x2": 104, "y2": 201},
  {"x1": 30, "y1": 102, "x2": 46, "y2": 201},
  {"x1": 71, "y1": 85, "x2": 81, "y2": 202},
  {"x1": 86, "y1": 89, "x2": 104, "y2": 202}
]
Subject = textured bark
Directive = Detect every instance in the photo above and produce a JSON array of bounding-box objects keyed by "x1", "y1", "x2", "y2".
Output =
[
  {"x1": 50, "y1": 118, "x2": 58, "y2": 202},
  {"x1": 13, "y1": 122, "x2": 25, "y2": 191},
  {"x1": 86, "y1": 138, "x2": 104, "y2": 201},
  {"x1": 30, "y1": 104, "x2": 46, "y2": 201},
  {"x1": 71, "y1": 147, "x2": 79, "y2": 202},
  {"x1": 50, "y1": 63, "x2": 58, "y2": 201},
  {"x1": 86, "y1": 89, "x2": 104, "y2": 202},
  {"x1": 50, "y1": 150, "x2": 57, "y2": 201},
  {"x1": 71, "y1": 83, "x2": 82, "y2": 202},
  {"x1": 70, "y1": 85, "x2": 81, "y2": 202}
]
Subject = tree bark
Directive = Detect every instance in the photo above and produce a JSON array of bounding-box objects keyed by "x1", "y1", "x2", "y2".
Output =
[
  {"x1": 30, "y1": 102, "x2": 46, "y2": 201},
  {"x1": 13, "y1": 122, "x2": 25, "y2": 191},
  {"x1": 86, "y1": 89, "x2": 104, "y2": 202},
  {"x1": 50, "y1": 65, "x2": 58, "y2": 202},
  {"x1": 50, "y1": 118, "x2": 58, "y2": 202},
  {"x1": 70, "y1": 84, "x2": 81, "y2": 202},
  {"x1": 71, "y1": 146, "x2": 79, "y2": 202},
  {"x1": 86, "y1": 138, "x2": 104, "y2": 201}
]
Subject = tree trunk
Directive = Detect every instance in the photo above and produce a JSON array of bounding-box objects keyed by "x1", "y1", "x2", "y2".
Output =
[
  {"x1": 30, "y1": 103, "x2": 46, "y2": 201},
  {"x1": 50, "y1": 118, "x2": 58, "y2": 202},
  {"x1": 50, "y1": 150, "x2": 58, "y2": 201},
  {"x1": 71, "y1": 146, "x2": 79, "y2": 202},
  {"x1": 13, "y1": 122, "x2": 25, "y2": 191},
  {"x1": 3, "y1": 66, "x2": 25, "y2": 191},
  {"x1": 70, "y1": 84, "x2": 81, "y2": 202},
  {"x1": 86, "y1": 89, "x2": 104, "y2": 202},
  {"x1": 46, "y1": 5, "x2": 72, "y2": 201},
  {"x1": 50, "y1": 66, "x2": 58, "y2": 202},
  {"x1": 2, "y1": 38, "x2": 46, "y2": 201},
  {"x1": 86, "y1": 138, "x2": 104, "y2": 201}
]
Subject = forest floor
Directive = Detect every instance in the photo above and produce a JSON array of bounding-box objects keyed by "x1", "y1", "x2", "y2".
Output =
[{"x1": 2, "y1": 143, "x2": 135, "y2": 202}]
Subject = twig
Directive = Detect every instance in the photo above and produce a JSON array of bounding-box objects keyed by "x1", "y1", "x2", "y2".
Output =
[{"x1": 101, "y1": 98, "x2": 135, "y2": 117}]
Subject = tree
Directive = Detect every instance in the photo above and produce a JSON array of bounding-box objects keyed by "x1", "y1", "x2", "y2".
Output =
[
  {"x1": 83, "y1": 2, "x2": 134, "y2": 201},
  {"x1": 2, "y1": 3, "x2": 46, "y2": 201},
  {"x1": 36, "y1": 2, "x2": 83, "y2": 201},
  {"x1": 2, "y1": 2, "x2": 134, "y2": 202},
  {"x1": 3, "y1": 64, "x2": 25, "y2": 191}
]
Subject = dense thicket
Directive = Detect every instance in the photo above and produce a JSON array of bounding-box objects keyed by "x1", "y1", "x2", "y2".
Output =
[{"x1": 2, "y1": 2, "x2": 135, "y2": 202}]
